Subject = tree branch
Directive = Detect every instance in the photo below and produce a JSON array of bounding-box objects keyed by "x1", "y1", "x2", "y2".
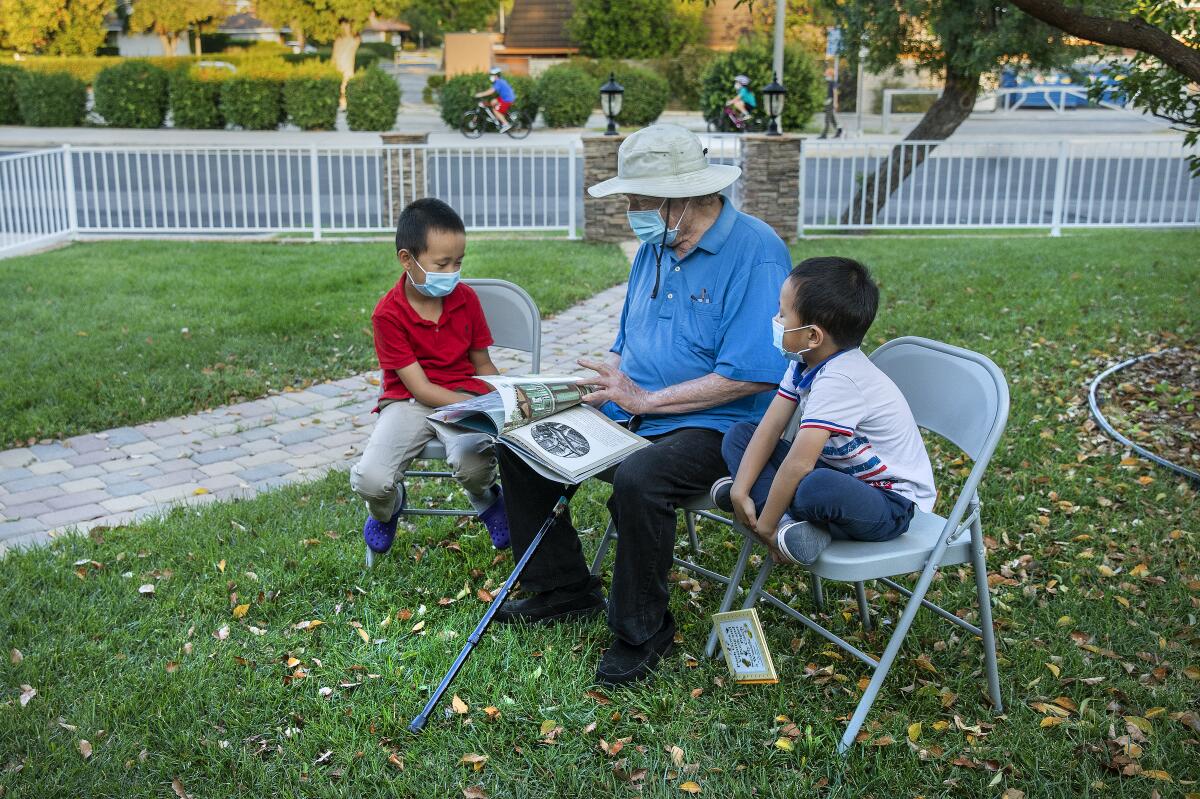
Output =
[{"x1": 1008, "y1": 0, "x2": 1200, "y2": 83}]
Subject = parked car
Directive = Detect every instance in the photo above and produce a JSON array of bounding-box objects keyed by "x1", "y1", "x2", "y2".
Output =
[{"x1": 999, "y1": 67, "x2": 1123, "y2": 109}]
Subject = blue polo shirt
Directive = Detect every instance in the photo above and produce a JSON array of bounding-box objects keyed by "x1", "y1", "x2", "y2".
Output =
[{"x1": 608, "y1": 198, "x2": 791, "y2": 436}]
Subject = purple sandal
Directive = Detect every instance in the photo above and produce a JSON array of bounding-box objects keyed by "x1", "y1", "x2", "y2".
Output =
[{"x1": 362, "y1": 485, "x2": 405, "y2": 554}]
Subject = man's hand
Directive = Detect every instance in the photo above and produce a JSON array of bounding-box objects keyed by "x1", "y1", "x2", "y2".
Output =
[{"x1": 577, "y1": 358, "x2": 653, "y2": 415}]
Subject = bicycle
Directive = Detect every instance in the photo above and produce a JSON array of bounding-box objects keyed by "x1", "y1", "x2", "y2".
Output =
[
  {"x1": 460, "y1": 102, "x2": 531, "y2": 139},
  {"x1": 708, "y1": 102, "x2": 767, "y2": 134}
]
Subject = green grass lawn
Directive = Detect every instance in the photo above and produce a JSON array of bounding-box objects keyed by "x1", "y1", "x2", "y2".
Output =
[
  {"x1": 1, "y1": 230, "x2": 1198, "y2": 797},
  {"x1": 0, "y1": 239, "x2": 629, "y2": 447}
]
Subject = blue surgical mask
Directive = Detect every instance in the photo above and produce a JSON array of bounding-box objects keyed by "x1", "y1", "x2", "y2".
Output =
[
  {"x1": 409, "y1": 256, "x2": 460, "y2": 298},
  {"x1": 772, "y1": 318, "x2": 815, "y2": 362},
  {"x1": 626, "y1": 199, "x2": 690, "y2": 245}
]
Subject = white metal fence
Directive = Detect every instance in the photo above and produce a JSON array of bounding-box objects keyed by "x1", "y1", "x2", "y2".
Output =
[
  {"x1": 0, "y1": 149, "x2": 76, "y2": 257},
  {"x1": 798, "y1": 137, "x2": 1199, "y2": 235}
]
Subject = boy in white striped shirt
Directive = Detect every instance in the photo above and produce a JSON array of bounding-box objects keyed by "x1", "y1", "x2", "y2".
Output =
[{"x1": 711, "y1": 257, "x2": 935, "y2": 565}]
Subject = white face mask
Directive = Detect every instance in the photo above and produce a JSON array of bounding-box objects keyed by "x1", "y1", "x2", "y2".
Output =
[{"x1": 772, "y1": 319, "x2": 815, "y2": 362}]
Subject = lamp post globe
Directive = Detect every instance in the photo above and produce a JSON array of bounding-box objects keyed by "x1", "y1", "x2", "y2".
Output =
[
  {"x1": 600, "y1": 72, "x2": 624, "y2": 136},
  {"x1": 763, "y1": 74, "x2": 786, "y2": 136}
]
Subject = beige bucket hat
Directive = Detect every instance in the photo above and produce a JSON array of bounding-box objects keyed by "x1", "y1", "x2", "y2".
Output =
[{"x1": 587, "y1": 124, "x2": 741, "y2": 199}]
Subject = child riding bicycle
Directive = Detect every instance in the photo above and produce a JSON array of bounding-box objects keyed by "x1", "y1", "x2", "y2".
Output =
[
  {"x1": 727, "y1": 75, "x2": 756, "y2": 121},
  {"x1": 475, "y1": 67, "x2": 516, "y2": 133}
]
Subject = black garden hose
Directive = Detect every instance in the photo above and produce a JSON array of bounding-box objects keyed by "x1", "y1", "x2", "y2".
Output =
[{"x1": 1087, "y1": 347, "x2": 1200, "y2": 484}]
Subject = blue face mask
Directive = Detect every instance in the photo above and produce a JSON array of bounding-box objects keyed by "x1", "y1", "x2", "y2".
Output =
[
  {"x1": 772, "y1": 318, "x2": 815, "y2": 362},
  {"x1": 409, "y1": 255, "x2": 460, "y2": 298},
  {"x1": 626, "y1": 199, "x2": 689, "y2": 245}
]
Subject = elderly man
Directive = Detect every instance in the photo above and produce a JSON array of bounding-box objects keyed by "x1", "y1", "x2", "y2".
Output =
[{"x1": 494, "y1": 124, "x2": 791, "y2": 685}]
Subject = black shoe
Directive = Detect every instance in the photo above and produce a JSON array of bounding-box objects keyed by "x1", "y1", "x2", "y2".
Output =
[
  {"x1": 493, "y1": 576, "x2": 605, "y2": 625},
  {"x1": 595, "y1": 611, "x2": 676, "y2": 686},
  {"x1": 709, "y1": 476, "x2": 734, "y2": 512}
]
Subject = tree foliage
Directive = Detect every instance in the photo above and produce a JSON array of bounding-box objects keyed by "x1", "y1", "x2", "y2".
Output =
[
  {"x1": 399, "y1": 0, "x2": 499, "y2": 46},
  {"x1": 252, "y1": 0, "x2": 406, "y2": 84},
  {"x1": 129, "y1": 0, "x2": 228, "y2": 55},
  {"x1": 253, "y1": 0, "x2": 325, "y2": 50},
  {"x1": 567, "y1": 0, "x2": 704, "y2": 59},
  {"x1": 0, "y1": 0, "x2": 111, "y2": 55}
]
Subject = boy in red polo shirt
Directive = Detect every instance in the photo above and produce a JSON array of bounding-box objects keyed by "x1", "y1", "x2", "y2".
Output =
[{"x1": 350, "y1": 198, "x2": 510, "y2": 554}]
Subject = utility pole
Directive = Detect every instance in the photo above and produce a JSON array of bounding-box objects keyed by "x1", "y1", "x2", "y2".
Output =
[{"x1": 773, "y1": 0, "x2": 785, "y2": 132}]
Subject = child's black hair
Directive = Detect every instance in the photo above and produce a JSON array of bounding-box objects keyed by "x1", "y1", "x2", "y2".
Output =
[
  {"x1": 786, "y1": 257, "x2": 879, "y2": 348},
  {"x1": 394, "y1": 198, "x2": 465, "y2": 257}
]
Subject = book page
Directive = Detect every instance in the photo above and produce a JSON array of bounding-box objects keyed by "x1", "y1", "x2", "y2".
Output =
[
  {"x1": 501, "y1": 404, "x2": 647, "y2": 483},
  {"x1": 427, "y1": 391, "x2": 507, "y2": 435},
  {"x1": 481, "y1": 375, "x2": 601, "y2": 433}
]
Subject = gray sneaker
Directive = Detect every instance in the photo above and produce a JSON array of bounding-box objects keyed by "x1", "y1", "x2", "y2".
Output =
[
  {"x1": 709, "y1": 476, "x2": 734, "y2": 512},
  {"x1": 774, "y1": 515, "x2": 831, "y2": 565}
]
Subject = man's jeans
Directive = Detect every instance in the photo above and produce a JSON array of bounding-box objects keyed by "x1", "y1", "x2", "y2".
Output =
[
  {"x1": 497, "y1": 427, "x2": 727, "y2": 646},
  {"x1": 721, "y1": 421, "x2": 915, "y2": 542}
]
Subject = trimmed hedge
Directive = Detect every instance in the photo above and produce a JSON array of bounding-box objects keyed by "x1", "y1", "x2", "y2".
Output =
[
  {"x1": 220, "y1": 77, "x2": 283, "y2": 130},
  {"x1": 423, "y1": 72, "x2": 445, "y2": 104},
  {"x1": 169, "y1": 69, "x2": 227, "y2": 129},
  {"x1": 436, "y1": 72, "x2": 538, "y2": 127},
  {"x1": 283, "y1": 76, "x2": 340, "y2": 130},
  {"x1": 15, "y1": 71, "x2": 87, "y2": 127},
  {"x1": 345, "y1": 67, "x2": 401, "y2": 131},
  {"x1": 536, "y1": 64, "x2": 595, "y2": 128},
  {"x1": 700, "y1": 39, "x2": 824, "y2": 131},
  {"x1": 0, "y1": 65, "x2": 20, "y2": 125},
  {"x1": 93, "y1": 60, "x2": 170, "y2": 129}
]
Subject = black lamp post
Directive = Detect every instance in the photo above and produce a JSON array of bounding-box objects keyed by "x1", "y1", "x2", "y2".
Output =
[
  {"x1": 763, "y1": 73, "x2": 786, "y2": 136},
  {"x1": 600, "y1": 72, "x2": 624, "y2": 136}
]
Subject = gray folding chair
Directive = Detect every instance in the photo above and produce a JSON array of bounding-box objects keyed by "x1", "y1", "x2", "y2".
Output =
[
  {"x1": 721, "y1": 337, "x2": 1009, "y2": 754},
  {"x1": 364, "y1": 279, "x2": 541, "y2": 568}
]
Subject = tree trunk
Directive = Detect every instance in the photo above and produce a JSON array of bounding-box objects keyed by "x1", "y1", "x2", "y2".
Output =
[
  {"x1": 291, "y1": 23, "x2": 307, "y2": 52},
  {"x1": 157, "y1": 31, "x2": 177, "y2": 56},
  {"x1": 332, "y1": 24, "x2": 360, "y2": 105},
  {"x1": 841, "y1": 67, "x2": 981, "y2": 226},
  {"x1": 194, "y1": 28, "x2": 203, "y2": 56}
]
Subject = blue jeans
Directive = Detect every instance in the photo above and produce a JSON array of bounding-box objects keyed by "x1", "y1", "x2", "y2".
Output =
[{"x1": 721, "y1": 421, "x2": 915, "y2": 542}]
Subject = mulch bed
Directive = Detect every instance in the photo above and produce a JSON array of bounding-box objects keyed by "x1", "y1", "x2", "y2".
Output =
[{"x1": 1095, "y1": 343, "x2": 1199, "y2": 476}]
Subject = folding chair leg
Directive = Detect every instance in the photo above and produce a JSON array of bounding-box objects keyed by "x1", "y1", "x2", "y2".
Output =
[
  {"x1": 838, "y1": 568, "x2": 937, "y2": 754},
  {"x1": 704, "y1": 536, "x2": 755, "y2": 658},
  {"x1": 590, "y1": 520, "x2": 617, "y2": 576},
  {"x1": 811, "y1": 574, "x2": 825, "y2": 611},
  {"x1": 365, "y1": 547, "x2": 375, "y2": 569},
  {"x1": 970, "y1": 515, "x2": 1003, "y2": 713},
  {"x1": 741, "y1": 557, "x2": 775, "y2": 611},
  {"x1": 854, "y1": 581, "x2": 872, "y2": 632},
  {"x1": 685, "y1": 511, "x2": 701, "y2": 555}
]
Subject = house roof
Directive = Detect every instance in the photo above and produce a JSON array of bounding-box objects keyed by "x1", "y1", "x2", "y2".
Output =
[
  {"x1": 220, "y1": 12, "x2": 274, "y2": 32},
  {"x1": 504, "y1": 0, "x2": 576, "y2": 52}
]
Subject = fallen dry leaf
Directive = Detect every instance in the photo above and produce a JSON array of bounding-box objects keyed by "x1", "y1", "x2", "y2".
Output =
[
  {"x1": 907, "y1": 722, "x2": 922, "y2": 742},
  {"x1": 9, "y1": 648, "x2": 22, "y2": 665},
  {"x1": 19, "y1": 684, "x2": 36, "y2": 707},
  {"x1": 460, "y1": 753, "x2": 488, "y2": 772},
  {"x1": 539, "y1": 719, "x2": 558, "y2": 736},
  {"x1": 165, "y1": 661, "x2": 179, "y2": 674},
  {"x1": 388, "y1": 753, "x2": 404, "y2": 770},
  {"x1": 463, "y1": 787, "x2": 488, "y2": 799},
  {"x1": 294, "y1": 620, "x2": 323, "y2": 631},
  {"x1": 214, "y1": 625, "x2": 230, "y2": 641},
  {"x1": 774, "y1": 738, "x2": 794, "y2": 752},
  {"x1": 138, "y1": 583, "x2": 156, "y2": 596},
  {"x1": 217, "y1": 560, "x2": 226, "y2": 574},
  {"x1": 232, "y1": 604, "x2": 250, "y2": 619},
  {"x1": 483, "y1": 706, "x2": 501, "y2": 722},
  {"x1": 78, "y1": 740, "x2": 92, "y2": 760},
  {"x1": 679, "y1": 781, "x2": 702, "y2": 794},
  {"x1": 171, "y1": 776, "x2": 191, "y2": 798},
  {"x1": 356, "y1": 627, "x2": 370, "y2": 644},
  {"x1": 452, "y1": 695, "x2": 469, "y2": 715}
]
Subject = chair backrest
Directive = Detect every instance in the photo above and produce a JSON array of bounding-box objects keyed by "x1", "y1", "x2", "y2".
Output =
[
  {"x1": 868, "y1": 336, "x2": 1009, "y2": 463},
  {"x1": 465, "y1": 278, "x2": 542, "y2": 372}
]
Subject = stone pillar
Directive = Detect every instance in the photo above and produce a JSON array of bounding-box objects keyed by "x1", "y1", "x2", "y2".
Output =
[
  {"x1": 582, "y1": 133, "x2": 633, "y2": 243},
  {"x1": 380, "y1": 132, "x2": 428, "y2": 226},
  {"x1": 739, "y1": 134, "x2": 802, "y2": 242}
]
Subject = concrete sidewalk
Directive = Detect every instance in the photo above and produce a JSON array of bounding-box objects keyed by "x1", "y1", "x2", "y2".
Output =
[{"x1": 0, "y1": 277, "x2": 633, "y2": 554}]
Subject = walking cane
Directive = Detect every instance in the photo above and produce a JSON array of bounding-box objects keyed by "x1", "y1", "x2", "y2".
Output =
[{"x1": 409, "y1": 481, "x2": 582, "y2": 733}]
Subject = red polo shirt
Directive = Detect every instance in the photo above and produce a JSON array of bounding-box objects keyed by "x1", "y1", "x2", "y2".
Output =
[{"x1": 371, "y1": 274, "x2": 493, "y2": 404}]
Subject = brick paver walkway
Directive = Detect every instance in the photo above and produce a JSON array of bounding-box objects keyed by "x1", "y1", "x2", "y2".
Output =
[{"x1": 0, "y1": 281, "x2": 630, "y2": 554}]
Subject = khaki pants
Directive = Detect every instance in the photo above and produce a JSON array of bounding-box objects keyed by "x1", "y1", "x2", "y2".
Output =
[{"x1": 350, "y1": 399, "x2": 497, "y2": 522}]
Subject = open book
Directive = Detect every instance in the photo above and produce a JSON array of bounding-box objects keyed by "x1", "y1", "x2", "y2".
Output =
[{"x1": 427, "y1": 375, "x2": 650, "y2": 484}]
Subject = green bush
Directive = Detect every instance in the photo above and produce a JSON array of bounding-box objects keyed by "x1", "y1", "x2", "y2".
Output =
[
  {"x1": 283, "y1": 75, "x2": 340, "y2": 130},
  {"x1": 423, "y1": 72, "x2": 445, "y2": 104},
  {"x1": 0, "y1": 65, "x2": 20, "y2": 125},
  {"x1": 583, "y1": 61, "x2": 668, "y2": 126},
  {"x1": 536, "y1": 64, "x2": 595, "y2": 128},
  {"x1": 651, "y1": 45, "x2": 718, "y2": 110},
  {"x1": 169, "y1": 70, "x2": 226, "y2": 129},
  {"x1": 359, "y1": 41, "x2": 395, "y2": 61},
  {"x1": 220, "y1": 76, "x2": 283, "y2": 130},
  {"x1": 15, "y1": 70, "x2": 87, "y2": 126},
  {"x1": 568, "y1": 0, "x2": 703, "y2": 59},
  {"x1": 700, "y1": 38, "x2": 824, "y2": 131},
  {"x1": 436, "y1": 72, "x2": 538, "y2": 126},
  {"x1": 345, "y1": 67, "x2": 401, "y2": 131},
  {"x1": 93, "y1": 60, "x2": 170, "y2": 128}
]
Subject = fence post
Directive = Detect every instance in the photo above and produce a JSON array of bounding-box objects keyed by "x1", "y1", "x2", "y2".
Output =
[
  {"x1": 61, "y1": 144, "x2": 78, "y2": 239},
  {"x1": 309, "y1": 145, "x2": 322, "y2": 241},
  {"x1": 881, "y1": 91, "x2": 892, "y2": 136},
  {"x1": 796, "y1": 137, "x2": 807, "y2": 239},
  {"x1": 568, "y1": 139, "x2": 578, "y2": 240},
  {"x1": 1049, "y1": 139, "x2": 1068, "y2": 237}
]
